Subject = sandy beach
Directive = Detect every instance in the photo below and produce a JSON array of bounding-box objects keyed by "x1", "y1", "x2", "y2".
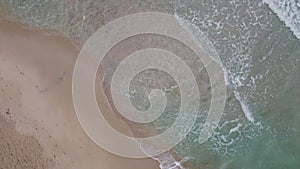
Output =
[
  {"x1": 0, "y1": 20, "x2": 160, "y2": 169},
  {"x1": 2, "y1": 0, "x2": 300, "y2": 168}
]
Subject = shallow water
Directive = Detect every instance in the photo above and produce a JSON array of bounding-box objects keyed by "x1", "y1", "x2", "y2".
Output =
[{"x1": 1, "y1": 0, "x2": 299, "y2": 168}]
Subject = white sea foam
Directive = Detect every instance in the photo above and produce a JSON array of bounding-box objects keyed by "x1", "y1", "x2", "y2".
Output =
[
  {"x1": 263, "y1": 0, "x2": 300, "y2": 41},
  {"x1": 152, "y1": 152, "x2": 186, "y2": 169},
  {"x1": 234, "y1": 92, "x2": 255, "y2": 123},
  {"x1": 174, "y1": 14, "x2": 223, "y2": 65},
  {"x1": 175, "y1": 14, "x2": 256, "y2": 124}
]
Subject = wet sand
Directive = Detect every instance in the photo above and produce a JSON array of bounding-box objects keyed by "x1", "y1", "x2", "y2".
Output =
[{"x1": 0, "y1": 20, "x2": 159, "y2": 169}]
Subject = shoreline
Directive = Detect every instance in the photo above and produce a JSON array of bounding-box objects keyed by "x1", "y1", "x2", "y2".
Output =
[{"x1": 0, "y1": 19, "x2": 160, "y2": 169}]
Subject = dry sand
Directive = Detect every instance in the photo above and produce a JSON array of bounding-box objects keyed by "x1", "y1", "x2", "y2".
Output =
[{"x1": 0, "y1": 20, "x2": 159, "y2": 169}]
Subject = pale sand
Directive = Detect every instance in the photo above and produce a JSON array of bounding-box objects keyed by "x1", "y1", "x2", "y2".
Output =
[{"x1": 0, "y1": 20, "x2": 159, "y2": 169}]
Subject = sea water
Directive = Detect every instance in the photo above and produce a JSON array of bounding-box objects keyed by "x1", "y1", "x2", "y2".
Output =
[
  {"x1": 172, "y1": 0, "x2": 300, "y2": 168},
  {"x1": 1, "y1": 0, "x2": 299, "y2": 168}
]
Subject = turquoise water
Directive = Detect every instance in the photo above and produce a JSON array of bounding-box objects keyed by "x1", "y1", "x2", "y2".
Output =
[
  {"x1": 1, "y1": 0, "x2": 299, "y2": 168},
  {"x1": 172, "y1": 0, "x2": 300, "y2": 168}
]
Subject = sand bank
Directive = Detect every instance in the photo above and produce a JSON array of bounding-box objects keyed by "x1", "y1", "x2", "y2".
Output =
[{"x1": 0, "y1": 20, "x2": 159, "y2": 169}]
